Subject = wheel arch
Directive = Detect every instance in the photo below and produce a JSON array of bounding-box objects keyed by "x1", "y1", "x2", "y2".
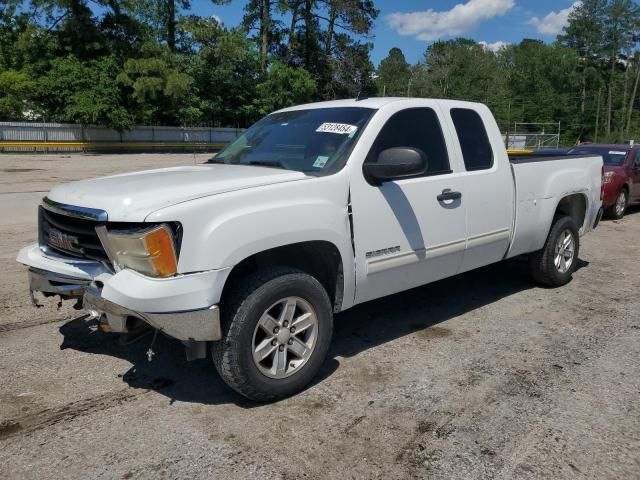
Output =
[
  {"x1": 554, "y1": 192, "x2": 588, "y2": 231},
  {"x1": 220, "y1": 241, "x2": 346, "y2": 313}
]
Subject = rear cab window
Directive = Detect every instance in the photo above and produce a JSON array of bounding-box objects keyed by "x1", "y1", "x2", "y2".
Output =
[{"x1": 450, "y1": 108, "x2": 494, "y2": 171}]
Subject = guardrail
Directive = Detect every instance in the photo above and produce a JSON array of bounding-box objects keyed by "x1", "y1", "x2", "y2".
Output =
[
  {"x1": 0, "y1": 122, "x2": 244, "y2": 153},
  {"x1": 507, "y1": 149, "x2": 535, "y2": 155},
  {"x1": 2, "y1": 143, "x2": 538, "y2": 155},
  {"x1": 0, "y1": 141, "x2": 229, "y2": 152}
]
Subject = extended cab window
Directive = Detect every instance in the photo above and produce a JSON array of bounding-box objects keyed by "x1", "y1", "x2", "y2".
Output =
[
  {"x1": 366, "y1": 108, "x2": 451, "y2": 175},
  {"x1": 451, "y1": 108, "x2": 493, "y2": 171}
]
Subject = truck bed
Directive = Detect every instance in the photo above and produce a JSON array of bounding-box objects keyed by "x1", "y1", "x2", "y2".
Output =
[{"x1": 506, "y1": 154, "x2": 603, "y2": 259}]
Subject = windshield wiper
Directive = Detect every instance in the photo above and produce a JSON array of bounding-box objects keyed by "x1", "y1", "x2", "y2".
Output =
[{"x1": 246, "y1": 160, "x2": 286, "y2": 169}]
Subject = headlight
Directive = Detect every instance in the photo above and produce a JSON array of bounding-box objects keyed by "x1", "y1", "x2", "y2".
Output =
[
  {"x1": 98, "y1": 224, "x2": 178, "y2": 277},
  {"x1": 602, "y1": 171, "x2": 615, "y2": 184}
]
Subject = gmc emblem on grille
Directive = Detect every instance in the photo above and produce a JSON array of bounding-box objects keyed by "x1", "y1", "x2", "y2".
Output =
[{"x1": 48, "y1": 228, "x2": 82, "y2": 253}]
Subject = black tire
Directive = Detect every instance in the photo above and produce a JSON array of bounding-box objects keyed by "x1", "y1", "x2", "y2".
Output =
[
  {"x1": 212, "y1": 267, "x2": 333, "y2": 402},
  {"x1": 529, "y1": 215, "x2": 580, "y2": 287},
  {"x1": 604, "y1": 188, "x2": 628, "y2": 220}
]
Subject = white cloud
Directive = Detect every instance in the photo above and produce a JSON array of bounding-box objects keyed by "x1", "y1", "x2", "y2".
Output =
[
  {"x1": 479, "y1": 40, "x2": 509, "y2": 52},
  {"x1": 529, "y1": 1, "x2": 581, "y2": 36},
  {"x1": 386, "y1": 0, "x2": 515, "y2": 41}
]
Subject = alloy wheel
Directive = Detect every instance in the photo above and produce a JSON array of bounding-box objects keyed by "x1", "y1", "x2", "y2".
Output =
[
  {"x1": 251, "y1": 296, "x2": 318, "y2": 379},
  {"x1": 554, "y1": 229, "x2": 575, "y2": 274}
]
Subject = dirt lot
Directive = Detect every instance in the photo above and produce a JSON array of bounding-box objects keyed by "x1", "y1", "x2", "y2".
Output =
[{"x1": 1, "y1": 153, "x2": 639, "y2": 479}]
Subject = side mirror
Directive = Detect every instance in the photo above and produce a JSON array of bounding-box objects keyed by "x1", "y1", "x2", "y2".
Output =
[{"x1": 363, "y1": 147, "x2": 428, "y2": 184}]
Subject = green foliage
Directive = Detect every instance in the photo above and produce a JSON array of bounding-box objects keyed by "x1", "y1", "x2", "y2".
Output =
[
  {"x1": 0, "y1": 69, "x2": 35, "y2": 119},
  {"x1": 36, "y1": 55, "x2": 135, "y2": 129},
  {"x1": 375, "y1": 47, "x2": 410, "y2": 96},
  {"x1": 117, "y1": 46, "x2": 198, "y2": 125},
  {"x1": 560, "y1": 0, "x2": 640, "y2": 141},
  {"x1": 254, "y1": 61, "x2": 316, "y2": 115},
  {"x1": 408, "y1": 39, "x2": 512, "y2": 129},
  {"x1": 186, "y1": 26, "x2": 261, "y2": 126},
  {"x1": 0, "y1": 0, "x2": 639, "y2": 141}
]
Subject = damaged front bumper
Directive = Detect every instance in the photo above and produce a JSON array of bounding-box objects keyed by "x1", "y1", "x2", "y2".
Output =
[
  {"x1": 20, "y1": 244, "x2": 227, "y2": 348},
  {"x1": 82, "y1": 286, "x2": 221, "y2": 342}
]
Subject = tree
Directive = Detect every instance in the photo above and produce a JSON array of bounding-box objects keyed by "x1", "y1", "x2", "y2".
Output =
[
  {"x1": 0, "y1": 70, "x2": 35, "y2": 120},
  {"x1": 561, "y1": 0, "x2": 640, "y2": 140},
  {"x1": 375, "y1": 47, "x2": 410, "y2": 96},
  {"x1": 254, "y1": 61, "x2": 315, "y2": 114},
  {"x1": 412, "y1": 39, "x2": 511, "y2": 126},
  {"x1": 116, "y1": 43, "x2": 197, "y2": 125},
  {"x1": 321, "y1": 0, "x2": 378, "y2": 55},
  {"x1": 505, "y1": 40, "x2": 582, "y2": 142},
  {"x1": 36, "y1": 55, "x2": 135, "y2": 128},
  {"x1": 626, "y1": 49, "x2": 640, "y2": 135},
  {"x1": 182, "y1": 22, "x2": 261, "y2": 126},
  {"x1": 602, "y1": 0, "x2": 640, "y2": 136},
  {"x1": 242, "y1": 0, "x2": 279, "y2": 71},
  {"x1": 324, "y1": 35, "x2": 374, "y2": 98},
  {"x1": 126, "y1": 0, "x2": 192, "y2": 51},
  {"x1": 560, "y1": 0, "x2": 607, "y2": 127}
]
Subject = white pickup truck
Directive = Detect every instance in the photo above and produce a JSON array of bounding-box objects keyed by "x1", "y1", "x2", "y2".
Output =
[{"x1": 17, "y1": 98, "x2": 603, "y2": 401}]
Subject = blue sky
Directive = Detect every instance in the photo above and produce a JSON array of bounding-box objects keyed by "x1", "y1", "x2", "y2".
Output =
[{"x1": 189, "y1": 0, "x2": 581, "y2": 65}]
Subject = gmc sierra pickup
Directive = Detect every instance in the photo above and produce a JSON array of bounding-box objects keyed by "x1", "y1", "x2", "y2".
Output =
[{"x1": 17, "y1": 98, "x2": 604, "y2": 401}]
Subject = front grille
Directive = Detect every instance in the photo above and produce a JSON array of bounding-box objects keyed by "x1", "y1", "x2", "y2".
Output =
[{"x1": 39, "y1": 206, "x2": 109, "y2": 263}]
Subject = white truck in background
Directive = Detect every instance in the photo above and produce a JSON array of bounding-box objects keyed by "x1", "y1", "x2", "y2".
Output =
[{"x1": 17, "y1": 98, "x2": 603, "y2": 401}]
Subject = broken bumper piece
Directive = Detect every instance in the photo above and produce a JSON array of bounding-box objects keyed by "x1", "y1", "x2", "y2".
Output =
[{"x1": 27, "y1": 267, "x2": 222, "y2": 342}]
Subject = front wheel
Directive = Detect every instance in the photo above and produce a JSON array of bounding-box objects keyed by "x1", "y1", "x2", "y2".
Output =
[
  {"x1": 212, "y1": 267, "x2": 333, "y2": 402},
  {"x1": 529, "y1": 216, "x2": 580, "y2": 287}
]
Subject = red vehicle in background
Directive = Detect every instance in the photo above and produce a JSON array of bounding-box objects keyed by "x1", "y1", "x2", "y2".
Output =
[{"x1": 567, "y1": 144, "x2": 640, "y2": 219}]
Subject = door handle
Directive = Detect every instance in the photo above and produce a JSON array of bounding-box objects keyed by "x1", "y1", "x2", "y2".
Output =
[{"x1": 437, "y1": 190, "x2": 462, "y2": 202}]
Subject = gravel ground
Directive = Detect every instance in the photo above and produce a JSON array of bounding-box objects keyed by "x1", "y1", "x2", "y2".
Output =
[{"x1": 0, "y1": 153, "x2": 639, "y2": 479}]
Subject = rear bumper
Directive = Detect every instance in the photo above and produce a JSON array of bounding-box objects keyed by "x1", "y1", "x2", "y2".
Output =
[{"x1": 20, "y1": 244, "x2": 228, "y2": 342}]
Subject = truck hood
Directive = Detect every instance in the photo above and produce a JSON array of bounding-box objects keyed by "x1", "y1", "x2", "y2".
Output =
[{"x1": 47, "y1": 164, "x2": 309, "y2": 221}]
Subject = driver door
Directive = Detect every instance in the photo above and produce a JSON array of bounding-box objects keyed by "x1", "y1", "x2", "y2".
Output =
[{"x1": 349, "y1": 103, "x2": 467, "y2": 304}]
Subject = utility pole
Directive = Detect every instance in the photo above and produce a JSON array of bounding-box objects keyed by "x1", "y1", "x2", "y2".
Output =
[
  {"x1": 504, "y1": 102, "x2": 511, "y2": 149},
  {"x1": 595, "y1": 88, "x2": 602, "y2": 142}
]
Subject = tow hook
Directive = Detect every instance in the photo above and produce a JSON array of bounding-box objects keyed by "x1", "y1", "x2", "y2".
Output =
[
  {"x1": 146, "y1": 329, "x2": 159, "y2": 362},
  {"x1": 29, "y1": 290, "x2": 42, "y2": 308}
]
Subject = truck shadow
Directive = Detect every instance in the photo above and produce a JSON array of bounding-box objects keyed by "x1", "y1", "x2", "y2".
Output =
[
  {"x1": 331, "y1": 257, "x2": 587, "y2": 359},
  {"x1": 58, "y1": 257, "x2": 589, "y2": 406}
]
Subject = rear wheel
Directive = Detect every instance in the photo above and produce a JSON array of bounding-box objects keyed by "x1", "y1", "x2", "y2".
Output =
[
  {"x1": 529, "y1": 216, "x2": 580, "y2": 287},
  {"x1": 605, "y1": 189, "x2": 627, "y2": 220},
  {"x1": 212, "y1": 267, "x2": 333, "y2": 402}
]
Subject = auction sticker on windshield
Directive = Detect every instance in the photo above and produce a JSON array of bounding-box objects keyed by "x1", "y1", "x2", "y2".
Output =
[
  {"x1": 313, "y1": 156, "x2": 329, "y2": 168},
  {"x1": 316, "y1": 123, "x2": 358, "y2": 135}
]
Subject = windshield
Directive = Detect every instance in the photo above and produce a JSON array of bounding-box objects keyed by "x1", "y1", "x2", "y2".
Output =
[
  {"x1": 567, "y1": 147, "x2": 629, "y2": 166},
  {"x1": 213, "y1": 107, "x2": 375, "y2": 174}
]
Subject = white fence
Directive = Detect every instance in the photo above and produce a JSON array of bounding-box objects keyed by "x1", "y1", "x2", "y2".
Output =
[{"x1": 0, "y1": 122, "x2": 244, "y2": 152}]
